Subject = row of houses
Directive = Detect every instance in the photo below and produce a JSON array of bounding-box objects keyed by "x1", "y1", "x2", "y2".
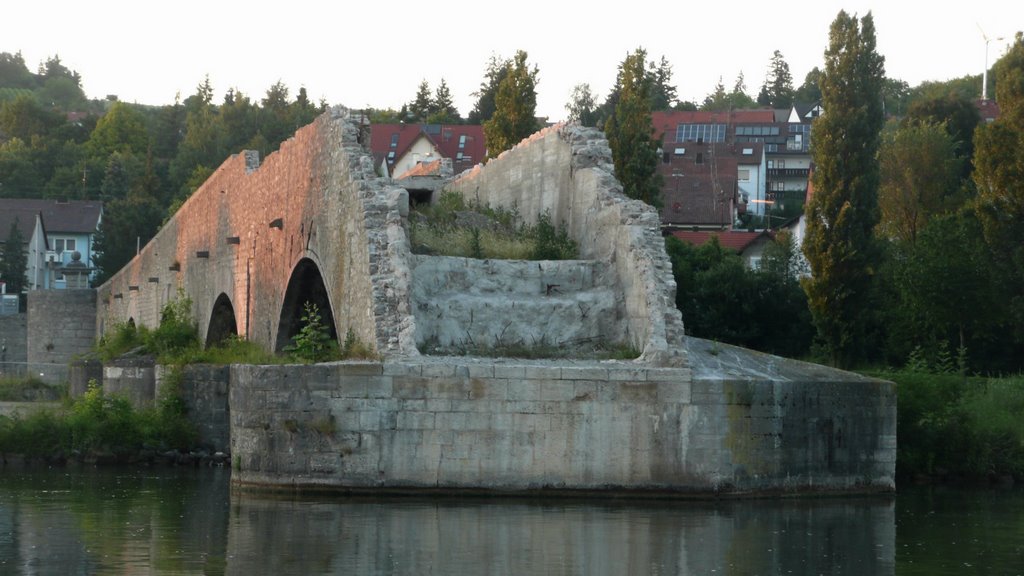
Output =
[{"x1": 367, "y1": 105, "x2": 820, "y2": 269}]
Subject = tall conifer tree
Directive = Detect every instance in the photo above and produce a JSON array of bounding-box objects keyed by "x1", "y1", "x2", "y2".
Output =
[
  {"x1": 483, "y1": 51, "x2": 538, "y2": 159},
  {"x1": 802, "y1": 11, "x2": 885, "y2": 367},
  {"x1": 605, "y1": 48, "x2": 662, "y2": 207}
]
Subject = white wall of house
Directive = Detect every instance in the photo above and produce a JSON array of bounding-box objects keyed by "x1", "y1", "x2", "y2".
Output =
[
  {"x1": 393, "y1": 137, "x2": 441, "y2": 179},
  {"x1": 24, "y1": 215, "x2": 48, "y2": 291},
  {"x1": 738, "y1": 148, "x2": 767, "y2": 216}
]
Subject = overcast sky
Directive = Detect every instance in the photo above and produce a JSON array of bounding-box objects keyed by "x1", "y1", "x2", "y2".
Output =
[{"x1": 6, "y1": 1, "x2": 1021, "y2": 120}]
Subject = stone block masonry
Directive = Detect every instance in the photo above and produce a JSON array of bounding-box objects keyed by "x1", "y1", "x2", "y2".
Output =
[
  {"x1": 0, "y1": 313, "x2": 27, "y2": 378},
  {"x1": 231, "y1": 359, "x2": 895, "y2": 495},
  {"x1": 27, "y1": 290, "x2": 96, "y2": 383}
]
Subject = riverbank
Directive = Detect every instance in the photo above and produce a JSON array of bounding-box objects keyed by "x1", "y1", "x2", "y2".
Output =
[{"x1": 864, "y1": 370, "x2": 1024, "y2": 485}]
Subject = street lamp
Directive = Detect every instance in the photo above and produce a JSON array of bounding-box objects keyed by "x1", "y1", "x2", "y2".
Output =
[{"x1": 979, "y1": 24, "x2": 1004, "y2": 101}]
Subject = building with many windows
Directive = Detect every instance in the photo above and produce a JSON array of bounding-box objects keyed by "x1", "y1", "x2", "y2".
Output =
[{"x1": 651, "y1": 104, "x2": 818, "y2": 230}]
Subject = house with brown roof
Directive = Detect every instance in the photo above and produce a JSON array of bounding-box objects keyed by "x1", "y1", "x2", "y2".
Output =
[
  {"x1": 652, "y1": 105, "x2": 817, "y2": 230},
  {"x1": 370, "y1": 124, "x2": 485, "y2": 178},
  {"x1": 0, "y1": 198, "x2": 103, "y2": 289}
]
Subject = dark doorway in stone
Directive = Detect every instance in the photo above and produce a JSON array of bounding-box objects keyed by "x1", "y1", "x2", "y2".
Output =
[
  {"x1": 275, "y1": 258, "x2": 337, "y2": 353},
  {"x1": 206, "y1": 293, "x2": 238, "y2": 347}
]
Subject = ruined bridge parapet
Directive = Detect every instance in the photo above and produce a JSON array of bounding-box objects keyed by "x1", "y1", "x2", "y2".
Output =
[{"x1": 97, "y1": 107, "x2": 415, "y2": 356}]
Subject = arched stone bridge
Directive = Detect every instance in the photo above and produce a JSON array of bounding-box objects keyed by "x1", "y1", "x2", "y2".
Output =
[{"x1": 97, "y1": 108, "x2": 686, "y2": 365}]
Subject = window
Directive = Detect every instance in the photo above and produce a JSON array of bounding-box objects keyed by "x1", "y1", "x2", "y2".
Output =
[
  {"x1": 456, "y1": 152, "x2": 463, "y2": 160},
  {"x1": 458, "y1": 135, "x2": 467, "y2": 149},
  {"x1": 738, "y1": 169, "x2": 750, "y2": 181},
  {"x1": 777, "y1": 159, "x2": 786, "y2": 169},
  {"x1": 674, "y1": 147, "x2": 686, "y2": 155},
  {"x1": 386, "y1": 151, "x2": 395, "y2": 162},
  {"x1": 767, "y1": 160, "x2": 775, "y2": 169},
  {"x1": 742, "y1": 148, "x2": 753, "y2": 155},
  {"x1": 696, "y1": 152, "x2": 704, "y2": 164},
  {"x1": 662, "y1": 150, "x2": 670, "y2": 164},
  {"x1": 53, "y1": 238, "x2": 76, "y2": 254},
  {"x1": 389, "y1": 134, "x2": 399, "y2": 148}
]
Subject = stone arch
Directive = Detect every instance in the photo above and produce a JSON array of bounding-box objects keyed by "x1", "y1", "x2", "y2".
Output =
[
  {"x1": 275, "y1": 258, "x2": 337, "y2": 352},
  {"x1": 206, "y1": 293, "x2": 238, "y2": 347},
  {"x1": 127, "y1": 317, "x2": 136, "y2": 329}
]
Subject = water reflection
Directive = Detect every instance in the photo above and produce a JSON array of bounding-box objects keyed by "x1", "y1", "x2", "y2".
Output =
[
  {"x1": 225, "y1": 494, "x2": 895, "y2": 575},
  {"x1": 0, "y1": 467, "x2": 903, "y2": 575}
]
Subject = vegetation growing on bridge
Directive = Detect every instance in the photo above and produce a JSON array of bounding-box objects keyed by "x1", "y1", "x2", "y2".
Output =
[{"x1": 409, "y1": 191, "x2": 577, "y2": 260}]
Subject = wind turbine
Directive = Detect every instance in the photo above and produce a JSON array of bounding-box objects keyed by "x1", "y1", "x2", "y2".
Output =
[{"x1": 978, "y1": 24, "x2": 1004, "y2": 101}]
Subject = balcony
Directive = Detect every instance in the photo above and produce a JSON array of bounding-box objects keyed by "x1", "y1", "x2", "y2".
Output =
[{"x1": 768, "y1": 168, "x2": 810, "y2": 177}]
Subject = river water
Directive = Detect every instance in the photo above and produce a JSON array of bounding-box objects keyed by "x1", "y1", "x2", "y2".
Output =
[{"x1": 0, "y1": 467, "x2": 1020, "y2": 575}]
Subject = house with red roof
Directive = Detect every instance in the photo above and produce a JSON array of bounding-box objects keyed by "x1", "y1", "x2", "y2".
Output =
[
  {"x1": 370, "y1": 124, "x2": 485, "y2": 178},
  {"x1": 668, "y1": 229, "x2": 774, "y2": 270}
]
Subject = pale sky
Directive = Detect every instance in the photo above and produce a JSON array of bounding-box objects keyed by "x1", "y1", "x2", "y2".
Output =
[{"x1": 5, "y1": 1, "x2": 1020, "y2": 120}]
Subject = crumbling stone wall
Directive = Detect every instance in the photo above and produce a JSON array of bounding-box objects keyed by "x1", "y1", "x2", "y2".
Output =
[
  {"x1": 96, "y1": 108, "x2": 414, "y2": 356},
  {"x1": 442, "y1": 126, "x2": 686, "y2": 366}
]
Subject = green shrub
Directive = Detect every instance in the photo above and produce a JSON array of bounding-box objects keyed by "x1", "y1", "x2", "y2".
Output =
[
  {"x1": 530, "y1": 210, "x2": 577, "y2": 260},
  {"x1": 285, "y1": 302, "x2": 337, "y2": 363},
  {"x1": 869, "y1": 369, "x2": 1024, "y2": 480}
]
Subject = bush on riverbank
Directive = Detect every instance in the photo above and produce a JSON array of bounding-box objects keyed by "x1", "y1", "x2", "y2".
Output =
[
  {"x1": 0, "y1": 379, "x2": 197, "y2": 462},
  {"x1": 869, "y1": 369, "x2": 1024, "y2": 482}
]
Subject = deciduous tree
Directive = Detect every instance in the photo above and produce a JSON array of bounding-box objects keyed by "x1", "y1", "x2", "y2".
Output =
[
  {"x1": 878, "y1": 121, "x2": 962, "y2": 245},
  {"x1": 974, "y1": 32, "x2": 1024, "y2": 341}
]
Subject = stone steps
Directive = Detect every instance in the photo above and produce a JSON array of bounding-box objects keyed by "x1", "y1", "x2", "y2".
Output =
[{"x1": 410, "y1": 255, "x2": 621, "y2": 354}]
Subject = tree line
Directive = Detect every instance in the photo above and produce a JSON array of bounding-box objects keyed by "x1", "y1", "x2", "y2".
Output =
[{"x1": 3, "y1": 27, "x2": 1022, "y2": 375}]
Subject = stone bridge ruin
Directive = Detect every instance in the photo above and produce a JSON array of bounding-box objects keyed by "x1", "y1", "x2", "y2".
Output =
[{"x1": 95, "y1": 108, "x2": 895, "y2": 495}]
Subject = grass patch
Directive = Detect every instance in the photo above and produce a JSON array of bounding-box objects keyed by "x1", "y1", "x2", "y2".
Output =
[
  {"x1": 424, "y1": 336, "x2": 639, "y2": 361},
  {"x1": 0, "y1": 376, "x2": 65, "y2": 401},
  {"x1": 410, "y1": 191, "x2": 577, "y2": 260}
]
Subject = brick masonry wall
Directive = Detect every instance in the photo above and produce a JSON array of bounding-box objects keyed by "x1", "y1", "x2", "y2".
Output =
[
  {"x1": 0, "y1": 313, "x2": 27, "y2": 377},
  {"x1": 230, "y1": 361, "x2": 895, "y2": 494},
  {"x1": 96, "y1": 108, "x2": 413, "y2": 356},
  {"x1": 26, "y1": 290, "x2": 96, "y2": 383}
]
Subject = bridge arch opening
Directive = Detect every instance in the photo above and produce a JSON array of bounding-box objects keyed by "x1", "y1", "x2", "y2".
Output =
[
  {"x1": 206, "y1": 293, "x2": 238, "y2": 347},
  {"x1": 275, "y1": 258, "x2": 337, "y2": 353}
]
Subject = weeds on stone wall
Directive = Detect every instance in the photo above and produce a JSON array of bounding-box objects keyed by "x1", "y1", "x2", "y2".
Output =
[
  {"x1": 284, "y1": 302, "x2": 335, "y2": 362},
  {"x1": 96, "y1": 291, "x2": 199, "y2": 363},
  {"x1": 0, "y1": 376, "x2": 65, "y2": 401},
  {"x1": 424, "y1": 334, "x2": 638, "y2": 360},
  {"x1": 409, "y1": 191, "x2": 577, "y2": 260}
]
